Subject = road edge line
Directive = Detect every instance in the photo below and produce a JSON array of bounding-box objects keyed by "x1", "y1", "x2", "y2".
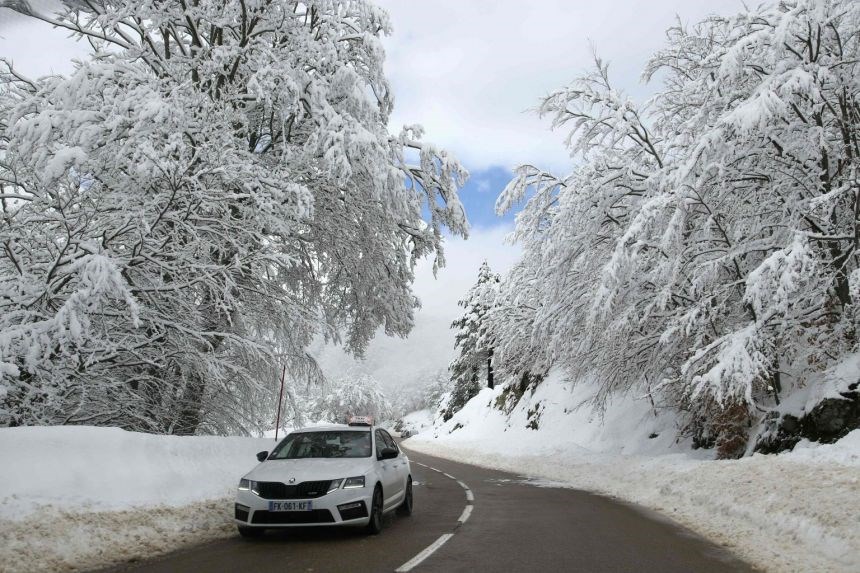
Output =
[{"x1": 394, "y1": 533, "x2": 455, "y2": 572}]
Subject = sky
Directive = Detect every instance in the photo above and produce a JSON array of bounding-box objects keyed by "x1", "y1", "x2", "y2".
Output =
[
  {"x1": 0, "y1": 0, "x2": 746, "y2": 394},
  {"x1": 377, "y1": 1, "x2": 744, "y2": 218}
]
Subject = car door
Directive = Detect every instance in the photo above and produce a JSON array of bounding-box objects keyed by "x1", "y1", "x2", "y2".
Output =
[
  {"x1": 380, "y1": 429, "x2": 406, "y2": 501},
  {"x1": 375, "y1": 429, "x2": 400, "y2": 509}
]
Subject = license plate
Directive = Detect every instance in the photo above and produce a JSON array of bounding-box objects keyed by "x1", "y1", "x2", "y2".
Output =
[{"x1": 268, "y1": 500, "x2": 313, "y2": 512}]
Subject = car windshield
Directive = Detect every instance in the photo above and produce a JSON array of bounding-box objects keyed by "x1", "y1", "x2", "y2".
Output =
[{"x1": 269, "y1": 431, "x2": 372, "y2": 459}]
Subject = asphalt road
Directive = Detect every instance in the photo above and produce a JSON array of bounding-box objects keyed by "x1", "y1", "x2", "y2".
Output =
[{"x1": 102, "y1": 446, "x2": 754, "y2": 573}]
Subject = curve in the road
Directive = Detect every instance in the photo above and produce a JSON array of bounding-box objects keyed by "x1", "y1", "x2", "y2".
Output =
[{"x1": 395, "y1": 462, "x2": 473, "y2": 572}]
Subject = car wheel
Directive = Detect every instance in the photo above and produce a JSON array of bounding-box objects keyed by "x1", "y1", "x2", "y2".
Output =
[
  {"x1": 398, "y1": 477, "x2": 413, "y2": 516},
  {"x1": 366, "y1": 486, "x2": 383, "y2": 535},
  {"x1": 237, "y1": 525, "x2": 264, "y2": 538}
]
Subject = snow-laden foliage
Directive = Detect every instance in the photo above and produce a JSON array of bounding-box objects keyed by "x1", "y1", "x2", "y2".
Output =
[
  {"x1": 445, "y1": 261, "x2": 499, "y2": 419},
  {"x1": 493, "y1": 0, "x2": 860, "y2": 457},
  {"x1": 310, "y1": 374, "x2": 392, "y2": 424},
  {"x1": 0, "y1": 0, "x2": 467, "y2": 433},
  {"x1": 384, "y1": 368, "x2": 450, "y2": 418},
  {"x1": 421, "y1": 369, "x2": 454, "y2": 415}
]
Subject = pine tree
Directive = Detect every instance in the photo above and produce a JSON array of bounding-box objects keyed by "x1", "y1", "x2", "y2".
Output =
[{"x1": 445, "y1": 262, "x2": 500, "y2": 420}]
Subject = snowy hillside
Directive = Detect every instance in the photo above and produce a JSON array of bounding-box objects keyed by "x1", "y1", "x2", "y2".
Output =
[
  {"x1": 404, "y1": 371, "x2": 860, "y2": 573},
  {"x1": 0, "y1": 427, "x2": 273, "y2": 573}
]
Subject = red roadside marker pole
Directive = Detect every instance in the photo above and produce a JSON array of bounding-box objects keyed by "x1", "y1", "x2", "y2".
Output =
[{"x1": 275, "y1": 364, "x2": 286, "y2": 441}]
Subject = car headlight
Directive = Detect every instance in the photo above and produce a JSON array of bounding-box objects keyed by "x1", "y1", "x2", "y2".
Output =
[
  {"x1": 238, "y1": 479, "x2": 260, "y2": 494},
  {"x1": 343, "y1": 476, "x2": 365, "y2": 489},
  {"x1": 328, "y1": 479, "x2": 344, "y2": 493}
]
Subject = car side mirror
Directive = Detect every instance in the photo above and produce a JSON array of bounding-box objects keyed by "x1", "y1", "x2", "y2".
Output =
[
  {"x1": 256, "y1": 451, "x2": 269, "y2": 462},
  {"x1": 379, "y1": 447, "x2": 398, "y2": 460}
]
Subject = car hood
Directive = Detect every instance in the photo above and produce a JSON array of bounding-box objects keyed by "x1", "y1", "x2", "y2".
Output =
[{"x1": 244, "y1": 457, "x2": 375, "y2": 482}]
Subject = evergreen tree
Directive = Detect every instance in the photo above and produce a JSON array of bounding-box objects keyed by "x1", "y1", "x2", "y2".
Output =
[{"x1": 444, "y1": 262, "x2": 499, "y2": 420}]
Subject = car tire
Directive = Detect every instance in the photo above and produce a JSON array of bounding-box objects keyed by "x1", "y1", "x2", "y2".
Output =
[
  {"x1": 237, "y1": 525, "x2": 264, "y2": 538},
  {"x1": 397, "y1": 477, "x2": 413, "y2": 516},
  {"x1": 366, "y1": 486, "x2": 383, "y2": 535}
]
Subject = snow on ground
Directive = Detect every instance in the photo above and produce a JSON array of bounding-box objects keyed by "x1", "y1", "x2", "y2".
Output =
[
  {"x1": 404, "y1": 371, "x2": 860, "y2": 573},
  {"x1": 0, "y1": 498, "x2": 237, "y2": 573},
  {"x1": 395, "y1": 408, "x2": 435, "y2": 437},
  {"x1": 0, "y1": 426, "x2": 275, "y2": 573}
]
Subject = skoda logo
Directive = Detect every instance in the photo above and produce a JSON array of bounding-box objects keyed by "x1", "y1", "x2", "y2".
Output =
[{"x1": 288, "y1": 477, "x2": 296, "y2": 483}]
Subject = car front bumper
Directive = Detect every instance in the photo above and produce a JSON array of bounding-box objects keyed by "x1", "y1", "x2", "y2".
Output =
[{"x1": 234, "y1": 487, "x2": 373, "y2": 528}]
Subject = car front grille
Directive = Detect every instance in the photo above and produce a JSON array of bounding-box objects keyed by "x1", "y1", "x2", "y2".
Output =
[
  {"x1": 251, "y1": 509, "x2": 335, "y2": 525},
  {"x1": 256, "y1": 480, "x2": 332, "y2": 500}
]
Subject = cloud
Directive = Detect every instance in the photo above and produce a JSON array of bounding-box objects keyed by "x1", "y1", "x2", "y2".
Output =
[
  {"x1": 311, "y1": 225, "x2": 520, "y2": 394},
  {"x1": 377, "y1": 0, "x2": 744, "y2": 172}
]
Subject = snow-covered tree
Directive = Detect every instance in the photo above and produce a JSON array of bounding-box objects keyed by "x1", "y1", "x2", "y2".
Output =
[
  {"x1": 422, "y1": 369, "x2": 454, "y2": 414},
  {"x1": 310, "y1": 374, "x2": 392, "y2": 424},
  {"x1": 0, "y1": 0, "x2": 467, "y2": 433},
  {"x1": 495, "y1": 0, "x2": 860, "y2": 457},
  {"x1": 445, "y1": 262, "x2": 499, "y2": 419}
]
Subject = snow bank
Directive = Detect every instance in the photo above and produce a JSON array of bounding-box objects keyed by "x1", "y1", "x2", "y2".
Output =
[
  {"x1": 405, "y1": 372, "x2": 860, "y2": 573},
  {"x1": 0, "y1": 426, "x2": 274, "y2": 572},
  {"x1": 0, "y1": 499, "x2": 236, "y2": 573}
]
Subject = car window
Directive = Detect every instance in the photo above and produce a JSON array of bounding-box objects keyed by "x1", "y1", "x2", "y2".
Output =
[
  {"x1": 374, "y1": 430, "x2": 386, "y2": 457},
  {"x1": 269, "y1": 431, "x2": 372, "y2": 459},
  {"x1": 381, "y1": 430, "x2": 398, "y2": 453}
]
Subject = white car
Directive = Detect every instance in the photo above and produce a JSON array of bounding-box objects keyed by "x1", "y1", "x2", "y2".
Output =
[{"x1": 234, "y1": 422, "x2": 412, "y2": 537}]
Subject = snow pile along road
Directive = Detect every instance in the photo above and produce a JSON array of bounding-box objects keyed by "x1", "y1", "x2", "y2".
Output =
[
  {"x1": 404, "y1": 377, "x2": 860, "y2": 573},
  {"x1": 0, "y1": 426, "x2": 273, "y2": 573}
]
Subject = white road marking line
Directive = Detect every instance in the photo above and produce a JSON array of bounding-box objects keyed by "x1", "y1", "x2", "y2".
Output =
[
  {"x1": 407, "y1": 459, "x2": 476, "y2": 566},
  {"x1": 457, "y1": 504, "x2": 473, "y2": 524},
  {"x1": 395, "y1": 533, "x2": 455, "y2": 572},
  {"x1": 416, "y1": 462, "x2": 442, "y2": 473},
  {"x1": 455, "y1": 480, "x2": 475, "y2": 502}
]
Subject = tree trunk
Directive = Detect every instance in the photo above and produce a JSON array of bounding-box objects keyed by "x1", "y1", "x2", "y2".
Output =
[
  {"x1": 173, "y1": 371, "x2": 206, "y2": 435},
  {"x1": 770, "y1": 354, "x2": 782, "y2": 406},
  {"x1": 487, "y1": 347, "x2": 494, "y2": 389}
]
